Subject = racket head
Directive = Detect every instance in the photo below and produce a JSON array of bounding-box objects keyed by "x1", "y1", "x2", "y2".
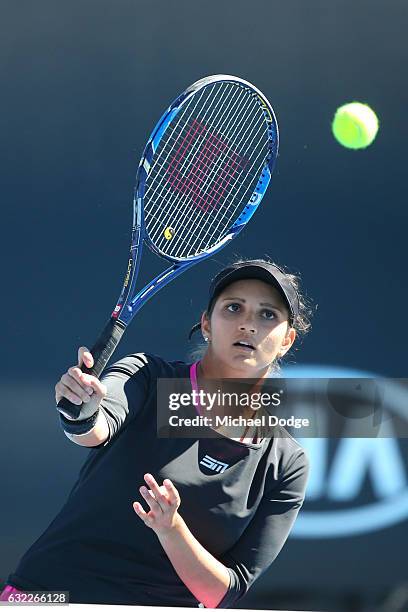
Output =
[{"x1": 137, "y1": 75, "x2": 279, "y2": 263}]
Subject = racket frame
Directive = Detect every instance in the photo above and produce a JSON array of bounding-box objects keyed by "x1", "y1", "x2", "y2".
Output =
[
  {"x1": 57, "y1": 75, "x2": 278, "y2": 419},
  {"x1": 114, "y1": 75, "x2": 278, "y2": 325}
]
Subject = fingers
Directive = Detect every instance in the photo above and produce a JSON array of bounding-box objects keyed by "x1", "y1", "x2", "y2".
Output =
[
  {"x1": 78, "y1": 346, "x2": 94, "y2": 369},
  {"x1": 138, "y1": 475, "x2": 179, "y2": 512},
  {"x1": 143, "y1": 474, "x2": 168, "y2": 508},
  {"x1": 61, "y1": 372, "x2": 93, "y2": 404},
  {"x1": 142, "y1": 474, "x2": 180, "y2": 507},
  {"x1": 55, "y1": 381, "x2": 85, "y2": 406},
  {"x1": 133, "y1": 475, "x2": 181, "y2": 532},
  {"x1": 132, "y1": 502, "x2": 154, "y2": 528},
  {"x1": 55, "y1": 346, "x2": 107, "y2": 405},
  {"x1": 139, "y1": 485, "x2": 164, "y2": 513},
  {"x1": 56, "y1": 379, "x2": 90, "y2": 406},
  {"x1": 55, "y1": 374, "x2": 106, "y2": 406},
  {"x1": 163, "y1": 479, "x2": 180, "y2": 507},
  {"x1": 68, "y1": 366, "x2": 94, "y2": 392}
]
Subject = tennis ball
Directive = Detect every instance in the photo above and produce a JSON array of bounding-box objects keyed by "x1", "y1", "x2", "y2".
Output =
[{"x1": 332, "y1": 102, "x2": 379, "y2": 149}]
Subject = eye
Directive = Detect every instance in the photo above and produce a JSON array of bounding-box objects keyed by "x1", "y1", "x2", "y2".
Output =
[
  {"x1": 226, "y1": 303, "x2": 241, "y2": 313},
  {"x1": 261, "y1": 309, "x2": 276, "y2": 320}
]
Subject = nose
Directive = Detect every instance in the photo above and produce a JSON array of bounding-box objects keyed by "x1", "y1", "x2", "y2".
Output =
[{"x1": 239, "y1": 314, "x2": 257, "y2": 334}]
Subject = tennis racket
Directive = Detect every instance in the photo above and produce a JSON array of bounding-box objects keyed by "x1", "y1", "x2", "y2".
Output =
[{"x1": 57, "y1": 74, "x2": 279, "y2": 419}]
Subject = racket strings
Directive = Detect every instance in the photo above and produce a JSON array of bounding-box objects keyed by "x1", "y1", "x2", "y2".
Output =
[
  {"x1": 147, "y1": 90, "x2": 262, "y2": 225},
  {"x1": 144, "y1": 82, "x2": 270, "y2": 259},
  {"x1": 145, "y1": 83, "x2": 256, "y2": 249},
  {"x1": 147, "y1": 126, "x2": 261, "y2": 245},
  {"x1": 166, "y1": 96, "x2": 269, "y2": 257},
  {"x1": 149, "y1": 99, "x2": 267, "y2": 257},
  {"x1": 157, "y1": 131, "x2": 257, "y2": 184},
  {"x1": 145, "y1": 84, "x2": 219, "y2": 199},
  {"x1": 169, "y1": 117, "x2": 268, "y2": 258},
  {"x1": 187, "y1": 129, "x2": 269, "y2": 257},
  {"x1": 145, "y1": 83, "x2": 239, "y2": 225},
  {"x1": 147, "y1": 84, "x2": 257, "y2": 236}
]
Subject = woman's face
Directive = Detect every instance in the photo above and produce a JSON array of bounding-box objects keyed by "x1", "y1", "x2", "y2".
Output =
[{"x1": 201, "y1": 278, "x2": 296, "y2": 376}]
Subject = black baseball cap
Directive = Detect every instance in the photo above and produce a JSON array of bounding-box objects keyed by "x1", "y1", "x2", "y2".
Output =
[{"x1": 188, "y1": 260, "x2": 300, "y2": 340}]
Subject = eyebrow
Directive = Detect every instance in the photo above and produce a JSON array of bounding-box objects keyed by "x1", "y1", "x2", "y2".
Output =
[{"x1": 221, "y1": 296, "x2": 284, "y2": 313}]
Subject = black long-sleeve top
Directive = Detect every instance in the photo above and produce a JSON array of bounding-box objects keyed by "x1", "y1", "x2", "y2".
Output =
[{"x1": 8, "y1": 353, "x2": 309, "y2": 607}]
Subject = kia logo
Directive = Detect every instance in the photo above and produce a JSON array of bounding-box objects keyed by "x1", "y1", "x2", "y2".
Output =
[{"x1": 278, "y1": 364, "x2": 408, "y2": 538}]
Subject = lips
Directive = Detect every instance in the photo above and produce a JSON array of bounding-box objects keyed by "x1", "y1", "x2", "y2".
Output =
[{"x1": 233, "y1": 340, "x2": 256, "y2": 351}]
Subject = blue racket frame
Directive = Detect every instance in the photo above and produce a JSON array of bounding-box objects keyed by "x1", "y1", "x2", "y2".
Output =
[
  {"x1": 57, "y1": 74, "x2": 279, "y2": 419},
  {"x1": 113, "y1": 74, "x2": 279, "y2": 326}
]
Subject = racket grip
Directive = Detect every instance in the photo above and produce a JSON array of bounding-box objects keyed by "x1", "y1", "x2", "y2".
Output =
[{"x1": 57, "y1": 318, "x2": 126, "y2": 419}]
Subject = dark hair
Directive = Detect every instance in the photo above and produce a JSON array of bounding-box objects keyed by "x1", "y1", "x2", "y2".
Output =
[{"x1": 187, "y1": 256, "x2": 315, "y2": 374}]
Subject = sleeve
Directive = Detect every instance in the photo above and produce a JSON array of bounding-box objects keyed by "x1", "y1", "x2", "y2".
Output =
[
  {"x1": 97, "y1": 352, "x2": 158, "y2": 445},
  {"x1": 215, "y1": 449, "x2": 309, "y2": 608}
]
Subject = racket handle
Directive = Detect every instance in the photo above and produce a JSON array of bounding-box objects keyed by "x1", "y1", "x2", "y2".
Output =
[{"x1": 57, "y1": 318, "x2": 126, "y2": 419}]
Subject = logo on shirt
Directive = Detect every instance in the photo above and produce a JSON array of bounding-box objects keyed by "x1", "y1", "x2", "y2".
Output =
[{"x1": 200, "y1": 454, "x2": 229, "y2": 473}]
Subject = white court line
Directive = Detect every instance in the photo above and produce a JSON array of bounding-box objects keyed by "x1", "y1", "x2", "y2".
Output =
[{"x1": 0, "y1": 604, "x2": 314, "y2": 611}]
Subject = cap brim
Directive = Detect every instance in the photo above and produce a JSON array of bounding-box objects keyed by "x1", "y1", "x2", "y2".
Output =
[{"x1": 210, "y1": 265, "x2": 292, "y2": 314}]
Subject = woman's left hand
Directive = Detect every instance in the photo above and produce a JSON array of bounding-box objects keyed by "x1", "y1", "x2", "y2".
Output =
[{"x1": 133, "y1": 473, "x2": 181, "y2": 535}]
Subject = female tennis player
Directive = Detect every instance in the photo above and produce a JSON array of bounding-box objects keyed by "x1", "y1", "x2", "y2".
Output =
[{"x1": 1, "y1": 258, "x2": 312, "y2": 608}]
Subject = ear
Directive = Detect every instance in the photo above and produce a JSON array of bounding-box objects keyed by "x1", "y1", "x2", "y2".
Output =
[
  {"x1": 200, "y1": 311, "x2": 211, "y2": 340},
  {"x1": 277, "y1": 327, "x2": 296, "y2": 358}
]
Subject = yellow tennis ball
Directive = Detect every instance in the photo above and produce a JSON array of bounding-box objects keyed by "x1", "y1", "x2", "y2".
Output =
[
  {"x1": 332, "y1": 102, "x2": 379, "y2": 149},
  {"x1": 164, "y1": 227, "x2": 175, "y2": 240}
]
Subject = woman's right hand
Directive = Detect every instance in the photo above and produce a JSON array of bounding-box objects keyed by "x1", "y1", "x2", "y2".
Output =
[{"x1": 55, "y1": 347, "x2": 107, "y2": 416}]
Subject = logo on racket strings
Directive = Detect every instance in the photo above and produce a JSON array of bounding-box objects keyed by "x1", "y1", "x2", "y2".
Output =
[
  {"x1": 166, "y1": 119, "x2": 248, "y2": 213},
  {"x1": 164, "y1": 227, "x2": 175, "y2": 240}
]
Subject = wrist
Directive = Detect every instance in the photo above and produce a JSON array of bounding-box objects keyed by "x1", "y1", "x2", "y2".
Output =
[
  {"x1": 59, "y1": 407, "x2": 100, "y2": 435},
  {"x1": 155, "y1": 512, "x2": 185, "y2": 540}
]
